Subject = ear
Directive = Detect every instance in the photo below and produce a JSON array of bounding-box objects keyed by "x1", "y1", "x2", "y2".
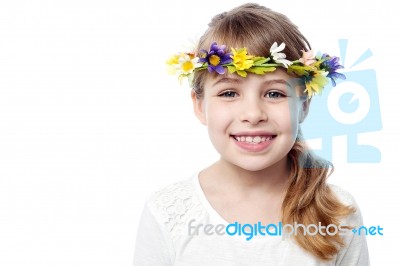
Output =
[
  {"x1": 191, "y1": 90, "x2": 207, "y2": 125},
  {"x1": 299, "y1": 97, "x2": 311, "y2": 123}
]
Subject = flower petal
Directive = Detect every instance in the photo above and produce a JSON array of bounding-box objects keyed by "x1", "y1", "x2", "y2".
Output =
[{"x1": 214, "y1": 65, "x2": 226, "y2": 75}]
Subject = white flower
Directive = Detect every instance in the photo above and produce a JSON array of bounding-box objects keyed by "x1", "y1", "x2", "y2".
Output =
[
  {"x1": 178, "y1": 53, "x2": 201, "y2": 74},
  {"x1": 269, "y1": 42, "x2": 293, "y2": 68},
  {"x1": 167, "y1": 53, "x2": 201, "y2": 75}
]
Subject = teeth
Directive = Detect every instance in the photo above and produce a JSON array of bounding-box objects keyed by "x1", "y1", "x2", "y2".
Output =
[{"x1": 234, "y1": 135, "x2": 273, "y2": 144}]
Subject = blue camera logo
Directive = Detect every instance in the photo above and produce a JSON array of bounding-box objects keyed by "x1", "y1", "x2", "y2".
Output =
[{"x1": 302, "y1": 39, "x2": 382, "y2": 163}]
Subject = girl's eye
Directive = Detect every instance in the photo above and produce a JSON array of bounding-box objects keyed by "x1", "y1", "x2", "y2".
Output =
[
  {"x1": 266, "y1": 91, "x2": 286, "y2": 99},
  {"x1": 219, "y1": 91, "x2": 238, "y2": 98}
]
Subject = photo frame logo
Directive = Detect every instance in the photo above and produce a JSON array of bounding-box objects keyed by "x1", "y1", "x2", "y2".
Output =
[{"x1": 302, "y1": 39, "x2": 382, "y2": 163}]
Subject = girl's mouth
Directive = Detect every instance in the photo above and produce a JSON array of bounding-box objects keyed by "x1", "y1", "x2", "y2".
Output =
[
  {"x1": 231, "y1": 135, "x2": 277, "y2": 144},
  {"x1": 230, "y1": 134, "x2": 276, "y2": 152}
]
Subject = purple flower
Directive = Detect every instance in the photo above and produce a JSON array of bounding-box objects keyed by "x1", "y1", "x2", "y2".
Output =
[
  {"x1": 198, "y1": 42, "x2": 232, "y2": 74},
  {"x1": 320, "y1": 54, "x2": 346, "y2": 86}
]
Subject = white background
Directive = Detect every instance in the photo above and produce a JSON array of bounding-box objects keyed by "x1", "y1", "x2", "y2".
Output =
[{"x1": 0, "y1": 0, "x2": 398, "y2": 265}]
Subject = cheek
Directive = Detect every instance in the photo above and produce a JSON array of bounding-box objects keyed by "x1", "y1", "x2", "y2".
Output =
[
  {"x1": 205, "y1": 101, "x2": 231, "y2": 125},
  {"x1": 286, "y1": 98, "x2": 303, "y2": 138},
  {"x1": 273, "y1": 106, "x2": 295, "y2": 132}
]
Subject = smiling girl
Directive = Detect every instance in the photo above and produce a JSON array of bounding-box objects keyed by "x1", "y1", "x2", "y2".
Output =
[{"x1": 133, "y1": 3, "x2": 369, "y2": 265}]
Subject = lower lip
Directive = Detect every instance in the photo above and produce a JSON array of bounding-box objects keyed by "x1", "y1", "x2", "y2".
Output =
[{"x1": 231, "y1": 136, "x2": 275, "y2": 152}]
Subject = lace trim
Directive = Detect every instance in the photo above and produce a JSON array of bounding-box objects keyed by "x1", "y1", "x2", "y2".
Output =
[{"x1": 153, "y1": 179, "x2": 205, "y2": 245}]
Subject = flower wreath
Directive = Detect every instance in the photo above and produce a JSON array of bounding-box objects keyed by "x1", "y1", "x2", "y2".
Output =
[{"x1": 166, "y1": 42, "x2": 345, "y2": 97}]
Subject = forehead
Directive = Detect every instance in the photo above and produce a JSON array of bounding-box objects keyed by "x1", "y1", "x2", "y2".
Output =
[{"x1": 203, "y1": 68, "x2": 300, "y2": 88}]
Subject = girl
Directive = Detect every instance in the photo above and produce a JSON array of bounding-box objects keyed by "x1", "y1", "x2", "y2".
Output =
[{"x1": 133, "y1": 3, "x2": 369, "y2": 265}]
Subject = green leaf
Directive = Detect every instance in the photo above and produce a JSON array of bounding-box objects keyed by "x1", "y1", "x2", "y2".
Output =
[
  {"x1": 227, "y1": 65, "x2": 237, "y2": 74},
  {"x1": 246, "y1": 66, "x2": 276, "y2": 75},
  {"x1": 237, "y1": 70, "x2": 247, "y2": 77},
  {"x1": 287, "y1": 65, "x2": 312, "y2": 76},
  {"x1": 252, "y1": 57, "x2": 269, "y2": 66}
]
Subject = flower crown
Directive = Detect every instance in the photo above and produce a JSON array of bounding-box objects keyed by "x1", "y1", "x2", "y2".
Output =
[{"x1": 166, "y1": 42, "x2": 346, "y2": 97}]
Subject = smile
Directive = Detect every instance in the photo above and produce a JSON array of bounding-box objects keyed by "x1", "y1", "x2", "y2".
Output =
[
  {"x1": 230, "y1": 133, "x2": 277, "y2": 152},
  {"x1": 232, "y1": 135, "x2": 275, "y2": 144}
]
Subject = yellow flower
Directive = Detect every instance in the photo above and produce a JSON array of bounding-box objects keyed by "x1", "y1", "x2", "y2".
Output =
[
  {"x1": 166, "y1": 55, "x2": 180, "y2": 75},
  {"x1": 231, "y1": 48, "x2": 254, "y2": 70},
  {"x1": 166, "y1": 55, "x2": 179, "y2": 65},
  {"x1": 305, "y1": 71, "x2": 329, "y2": 97}
]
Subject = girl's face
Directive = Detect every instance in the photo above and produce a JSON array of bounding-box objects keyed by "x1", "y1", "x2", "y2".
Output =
[{"x1": 192, "y1": 69, "x2": 309, "y2": 172}]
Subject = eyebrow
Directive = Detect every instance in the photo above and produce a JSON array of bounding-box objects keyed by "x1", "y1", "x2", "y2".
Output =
[
  {"x1": 263, "y1": 79, "x2": 290, "y2": 87},
  {"x1": 211, "y1": 77, "x2": 243, "y2": 87}
]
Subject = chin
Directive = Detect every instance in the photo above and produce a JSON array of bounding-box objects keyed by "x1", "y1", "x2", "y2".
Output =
[{"x1": 226, "y1": 158, "x2": 281, "y2": 172}]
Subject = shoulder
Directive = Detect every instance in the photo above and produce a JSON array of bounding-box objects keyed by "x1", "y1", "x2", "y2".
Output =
[
  {"x1": 144, "y1": 174, "x2": 205, "y2": 242},
  {"x1": 328, "y1": 183, "x2": 356, "y2": 206},
  {"x1": 328, "y1": 183, "x2": 364, "y2": 226},
  {"x1": 328, "y1": 184, "x2": 371, "y2": 265},
  {"x1": 148, "y1": 176, "x2": 198, "y2": 213}
]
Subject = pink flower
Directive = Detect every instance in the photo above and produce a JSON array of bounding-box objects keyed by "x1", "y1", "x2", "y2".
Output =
[{"x1": 299, "y1": 50, "x2": 316, "y2": 66}]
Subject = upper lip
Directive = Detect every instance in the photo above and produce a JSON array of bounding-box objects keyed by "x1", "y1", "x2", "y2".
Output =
[{"x1": 231, "y1": 131, "x2": 276, "y2": 136}]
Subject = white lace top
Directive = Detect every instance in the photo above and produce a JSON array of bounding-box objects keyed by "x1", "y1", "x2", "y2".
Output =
[{"x1": 133, "y1": 172, "x2": 370, "y2": 266}]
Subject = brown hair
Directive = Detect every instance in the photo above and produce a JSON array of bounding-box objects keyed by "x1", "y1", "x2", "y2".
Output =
[
  {"x1": 192, "y1": 3, "x2": 310, "y2": 99},
  {"x1": 193, "y1": 3, "x2": 354, "y2": 261}
]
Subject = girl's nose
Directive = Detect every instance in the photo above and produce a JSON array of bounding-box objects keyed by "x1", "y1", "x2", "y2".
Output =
[{"x1": 239, "y1": 98, "x2": 268, "y2": 125}]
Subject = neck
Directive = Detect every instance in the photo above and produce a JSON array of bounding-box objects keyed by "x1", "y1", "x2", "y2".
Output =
[{"x1": 208, "y1": 156, "x2": 290, "y2": 195}]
